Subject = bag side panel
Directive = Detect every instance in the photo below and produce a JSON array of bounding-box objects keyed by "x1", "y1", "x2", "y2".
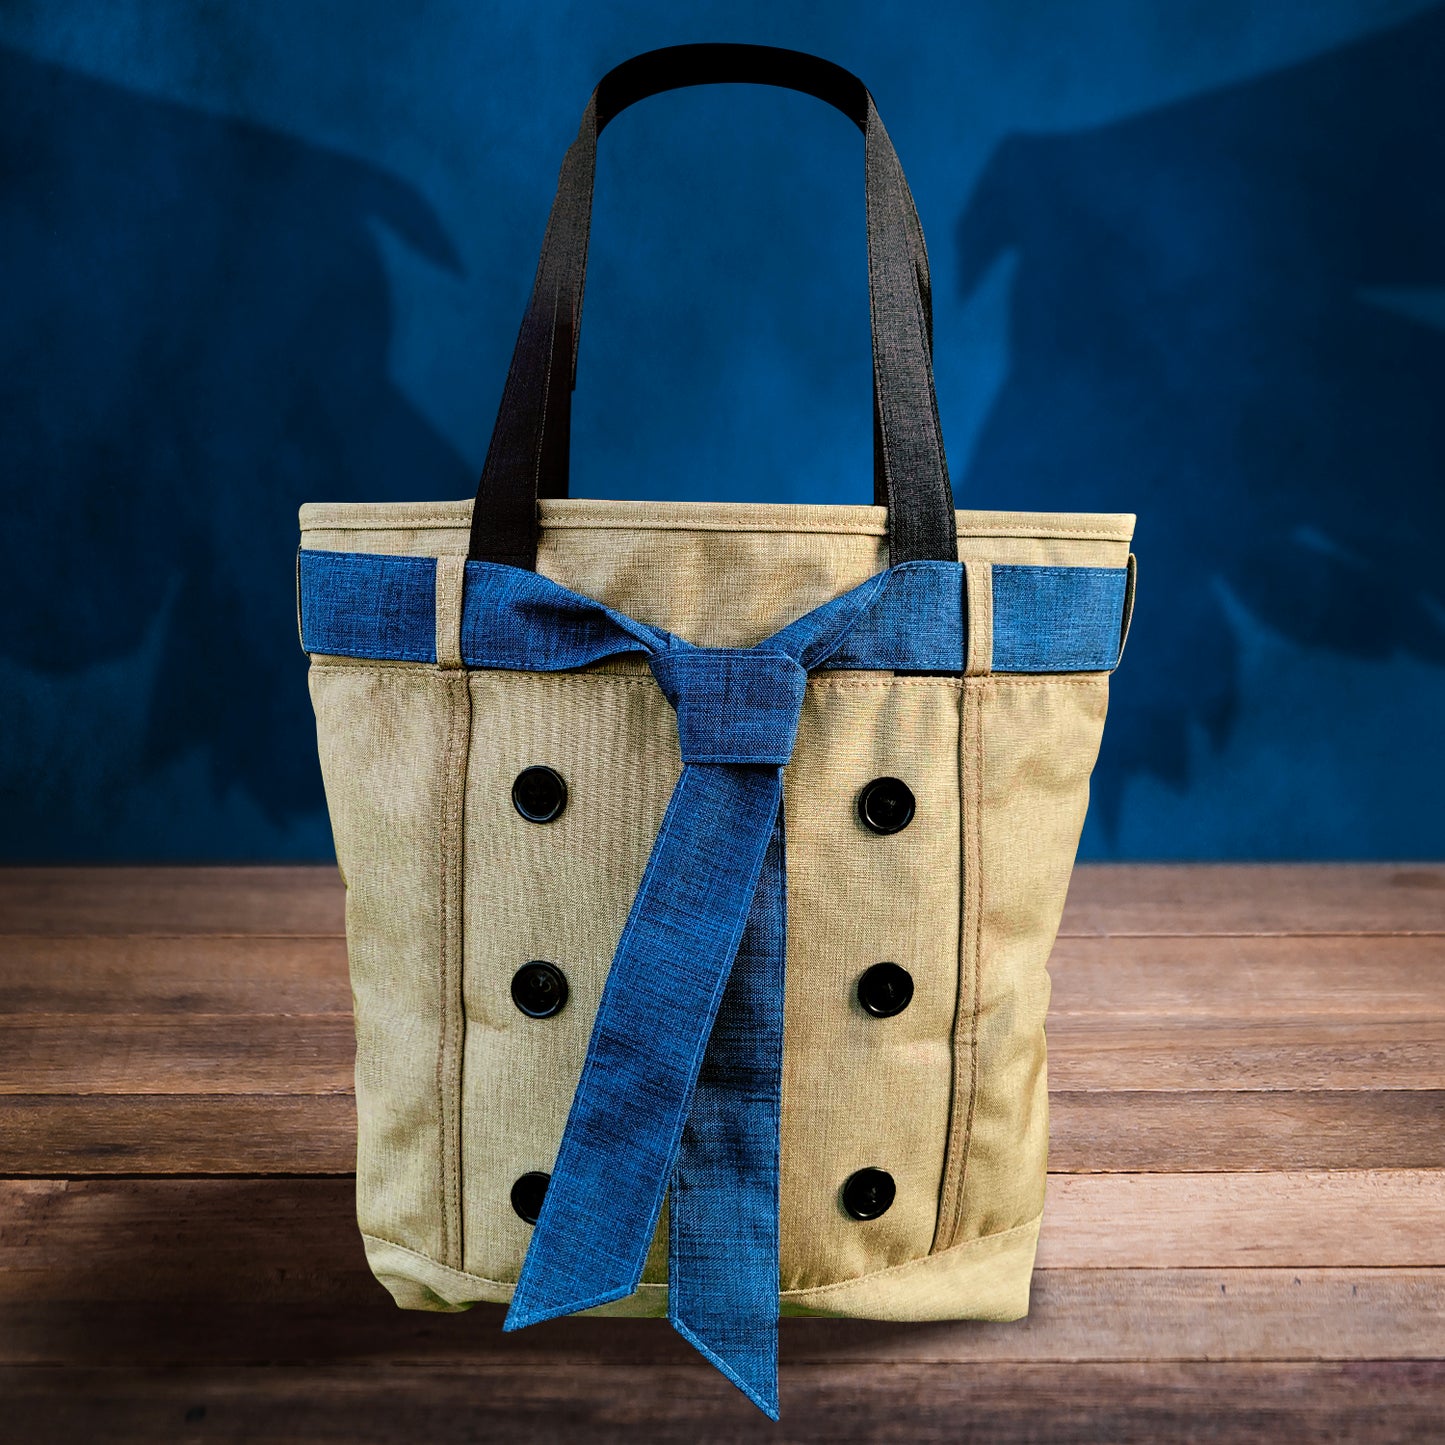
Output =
[
  {"x1": 778, "y1": 676, "x2": 961, "y2": 1292},
  {"x1": 934, "y1": 674, "x2": 1110, "y2": 1251},
  {"x1": 309, "y1": 662, "x2": 470, "y2": 1293},
  {"x1": 458, "y1": 670, "x2": 678, "y2": 1286}
]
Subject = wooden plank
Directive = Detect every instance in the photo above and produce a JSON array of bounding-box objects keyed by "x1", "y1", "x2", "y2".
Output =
[
  {"x1": 0, "y1": 867, "x2": 345, "y2": 937},
  {"x1": 0, "y1": 1095, "x2": 358, "y2": 1175},
  {"x1": 3, "y1": 864, "x2": 1442, "y2": 940},
  {"x1": 0, "y1": 1180, "x2": 368, "y2": 1299},
  {"x1": 1039, "y1": 1171, "x2": 1445, "y2": 1268},
  {"x1": 4, "y1": 934, "x2": 1438, "y2": 1022},
  {"x1": 1047, "y1": 1019, "x2": 1445, "y2": 1091},
  {"x1": 1, "y1": 1363, "x2": 1439, "y2": 1443},
  {"x1": 1047, "y1": 935, "x2": 1445, "y2": 1022},
  {"x1": 5, "y1": 1089, "x2": 1439, "y2": 1177},
  {"x1": 0, "y1": 936, "x2": 350, "y2": 1014},
  {"x1": 8, "y1": 1012, "x2": 1436, "y2": 1098},
  {"x1": 4, "y1": 1174, "x2": 1440, "y2": 1285},
  {"x1": 1047, "y1": 1091, "x2": 1445, "y2": 1172},
  {"x1": 0, "y1": 1016, "x2": 355, "y2": 1095},
  {"x1": 1, "y1": 1270, "x2": 1439, "y2": 1366},
  {"x1": 1059, "y1": 863, "x2": 1445, "y2": 937}
]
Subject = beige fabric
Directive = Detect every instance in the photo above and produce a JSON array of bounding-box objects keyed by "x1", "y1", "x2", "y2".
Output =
[
  {"x1": 309, "y1": 663, "x2": 470, "y2": 1267},
  {"x1": 963, "y1": 560, "x2": 993, "y2": 677},
  {"x1": 434, "y1": 555, "x2": 466, "y2": 670},
  {"x1": 361, "y1": 1210, "x2": 1038, "y2": 1321},
  {"x1": 303, "y1": 496, "x2": 1133, "y2": 1320}
]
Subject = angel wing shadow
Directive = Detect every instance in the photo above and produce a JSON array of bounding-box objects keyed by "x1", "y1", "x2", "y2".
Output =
[
  {"x1": 955, "y1": 5, "x2": 1445, "y2": 829},
  {"x1": 0, "y1": 46, "x2": 472, "y2": 853}
]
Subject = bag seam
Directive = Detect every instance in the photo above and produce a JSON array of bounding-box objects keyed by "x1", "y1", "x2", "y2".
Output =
[
  {"x1": 436, "y1": 671, "x2": 469, "y2": 1271},
  {"x1": 309, "y1": 659, "x2": 1113, "y2": 690},
  {"x1": 361, "y1": 1212, "x2": 1042, "y2": 1301}
]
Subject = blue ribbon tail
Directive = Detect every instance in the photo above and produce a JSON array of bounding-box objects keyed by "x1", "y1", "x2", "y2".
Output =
[
  {"x1": 669, "y1": 810, "x2": 785, "y2": 1420},
  {"x1": 504, "y1": 763, "x2": 784, "y2": 1333}
]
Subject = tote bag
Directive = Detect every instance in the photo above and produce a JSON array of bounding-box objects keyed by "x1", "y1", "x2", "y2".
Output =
[{"x1": 298, "y1": 44, "x2": 1135, "y2": 1419}]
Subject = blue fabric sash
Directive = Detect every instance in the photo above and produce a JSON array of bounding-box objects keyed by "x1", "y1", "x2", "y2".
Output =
[{"x1": 300, "y1": 549, "x2": 1128, "y2": 1418}]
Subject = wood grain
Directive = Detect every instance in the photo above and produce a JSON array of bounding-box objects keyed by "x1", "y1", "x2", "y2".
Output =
[
  {"x1": 1058, "y1": 864, "x2": 1445, "y2": 937},
  {"x1": 1046, "y1": 934, "x2": 1445, "y2": 1021},
  {"x1": 3, "y1": 864, "x2": 1442, "y2": 938},
  {"x1": 0, "y1": 1015, "x2": 355, "y2": 1094},
  {"x1": 0, "y1": 935, "x2": 351, "y2": 1014},
  {"x1": 0, "y1": 867, "x2": 345, "y2": 937},
  {"x1": 1038, "y1": 1171, "x2": 1445, "y2": 1268},
  {"x1": 4, "y1": 932, "x2": 1439, "y2": 1020},
  {"x1": 1, "y1": 1270, "x2": 1440, "y2": 1366},
  {"x1": 0, "y1": 1095, "x2": 358, "y2": 1174},
  {"x1": 1046, "y1": 1018, "x2": 1445, "y2": 1091},
  {"x1": 4, "y1": 1090, "x2": 1440, "y2": 1176},
  {"x1": 1, "y1": 1363, "x2": 1439, "y2": 1443},
  {"x1": 4, "y1": 1173, "x2": 1439, "y2": 1284},
  {"x1": 1047, "y1": 1090, "x2": 1445, "y2": 1172},
  {"x1": 8, "y1": 1013, "x2": 1439, "y2": 1098},
  {"x1": 2, "y1": 863, "x2": 1440, "y2": 1441}
]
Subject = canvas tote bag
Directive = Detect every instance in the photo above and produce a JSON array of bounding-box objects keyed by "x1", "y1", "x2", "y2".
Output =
[{"x1": 298, "y1": 44, "x2": 1135, "y2": 1419}]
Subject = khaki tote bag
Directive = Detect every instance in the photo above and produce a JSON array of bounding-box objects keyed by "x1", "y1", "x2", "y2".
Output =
[{"x1": 298, "y1": 44, "x2": 1135, "y2": 1419}]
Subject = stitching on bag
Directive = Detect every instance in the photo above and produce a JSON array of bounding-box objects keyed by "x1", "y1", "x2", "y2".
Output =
[
  {"x1": 961, "y1": 684, "x2": 985, "y2": 1231},
  {"x1": 308, "y1": 660, "x2": 1113, "y2": 692},
  {"x1": 934, "y1": 688, "x2": 969, "y2": 1254},
  {"x1": 436, "y1": 674, "x2": 461, "y2": 1269},
  {"x1": 932, "y1": 681, "x2": 983, "y2": 1253},
  {"x1": 784, "y1": 1213, "x2": 1042, "y2": 1302},
  {"x1": 361, "y1": 1210, "x2": 1042, "y2": 1301}
]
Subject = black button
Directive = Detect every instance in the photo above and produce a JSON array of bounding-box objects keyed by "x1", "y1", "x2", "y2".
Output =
[
  {"x1": 511, "y1": 1171, "x2": 550, "y2": 1225},
  {"x1": 857, "y1": 777, "x2": 915, "y2": 835},
  {"x1": 512, "y1": 765, "x2": 567, "y2": 823},
  {"x1": 841, "y1": 1168, "x2": 896, "y2": 1221},
  {"x1": 511, "y1": 960, "x2": 569, "y2": 1018},
  {"x1": 857, "y1": 962, "x2": 914, "y2": 1018}
]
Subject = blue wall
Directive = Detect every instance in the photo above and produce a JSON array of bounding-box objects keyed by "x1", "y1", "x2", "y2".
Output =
[{"x1": 3, "y1": 2, "x2": 1443, "y2": 861}]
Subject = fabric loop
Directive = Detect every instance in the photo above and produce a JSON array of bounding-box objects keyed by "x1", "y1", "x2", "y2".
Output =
[{"x1": 649, "y1": 648, "x2": 808, "y2": 765}]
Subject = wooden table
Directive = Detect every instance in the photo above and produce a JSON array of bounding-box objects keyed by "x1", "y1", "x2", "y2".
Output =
[{"x1": 2, "y1": 865, "x2": 1441, "y2": 1442}]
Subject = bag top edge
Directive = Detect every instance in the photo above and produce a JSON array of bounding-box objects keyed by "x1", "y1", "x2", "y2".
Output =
[{"x1": 299, "y1": 498, "x2": 1137, "y2": 543}]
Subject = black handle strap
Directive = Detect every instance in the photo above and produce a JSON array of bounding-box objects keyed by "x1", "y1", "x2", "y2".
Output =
[{"x1": 468, "y1": 43, "x2": 957, "y2": 569}]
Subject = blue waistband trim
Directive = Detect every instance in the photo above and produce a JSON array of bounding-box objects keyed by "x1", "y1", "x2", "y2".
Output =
[{"x1": 298, "y1": 550, "x2": 1128, "y2": 674}]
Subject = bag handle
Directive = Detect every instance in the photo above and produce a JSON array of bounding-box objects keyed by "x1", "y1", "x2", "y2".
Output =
[{"x1": 468, "y1": 43, "x2": 957, "y2": 569}]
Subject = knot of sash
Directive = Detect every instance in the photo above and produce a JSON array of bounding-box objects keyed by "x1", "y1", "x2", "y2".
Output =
[{"x1": 649, "y1": 648, "x2": 808, "y2": 766}]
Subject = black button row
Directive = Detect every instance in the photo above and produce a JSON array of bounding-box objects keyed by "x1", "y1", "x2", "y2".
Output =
[
  {"x1": 508, "y1": 768, "x2": 909, "y2": 1226},
  {"x1": 513, "y1": 768, "x2": 920, "y2": 837},
  {"x1": 511, "y1": 959, "x2": 915, "y2": 1023},
  {"x1": 510, "y1": 1166, "x2": 898, "y2": 1225}
]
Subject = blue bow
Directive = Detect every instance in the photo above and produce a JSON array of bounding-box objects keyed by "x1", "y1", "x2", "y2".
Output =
[{"x1": 300, "y1": 549, "x2": 1128, "y2": 1418}]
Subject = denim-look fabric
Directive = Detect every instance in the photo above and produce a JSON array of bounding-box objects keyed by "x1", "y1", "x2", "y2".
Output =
[
  {"x1": 670, "y1": 817, "x2": 786, "y2": 1407},
  {"x1": 298, "y1": 548, "x2": 1128, "y2": 1417},
  {"x1": 992, "y1": 564, "x2": 1129, "y2": 672},
  {"x1": 299, "y1": 549, "x2": 1128, "y2": 674}
]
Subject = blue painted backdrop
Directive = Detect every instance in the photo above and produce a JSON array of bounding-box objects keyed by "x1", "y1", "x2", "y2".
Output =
[{"x1": 3, "y1": 2, "x2": 1443, "y2": 861}]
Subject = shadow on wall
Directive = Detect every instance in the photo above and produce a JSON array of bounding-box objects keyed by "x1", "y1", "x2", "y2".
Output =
[
  {"x1": 957, "y1": 3, "x2": 1445, "y2": 829},
  {"x1": 5, "y1": 11, "x2": 1445, "y2": 859},
  {"x1": 0, "y1": 46, "x2": 471, "y2": 857}
]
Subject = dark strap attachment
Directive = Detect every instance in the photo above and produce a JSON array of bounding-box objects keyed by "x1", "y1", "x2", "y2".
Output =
[{"x1": 468, "y1": 43, "x2": 956, "y2": 569}]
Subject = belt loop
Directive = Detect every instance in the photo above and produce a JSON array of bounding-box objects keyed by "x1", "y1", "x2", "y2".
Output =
[
  {"x1": 435, "y1": 554, "x2": 467, "y2": 669},
  {"x1": 964, "y1": 560, "x2": 992, "y2": 677},
  {"x1": 1114, "y1": 553, "x2": 1138, "y2": 667}
]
